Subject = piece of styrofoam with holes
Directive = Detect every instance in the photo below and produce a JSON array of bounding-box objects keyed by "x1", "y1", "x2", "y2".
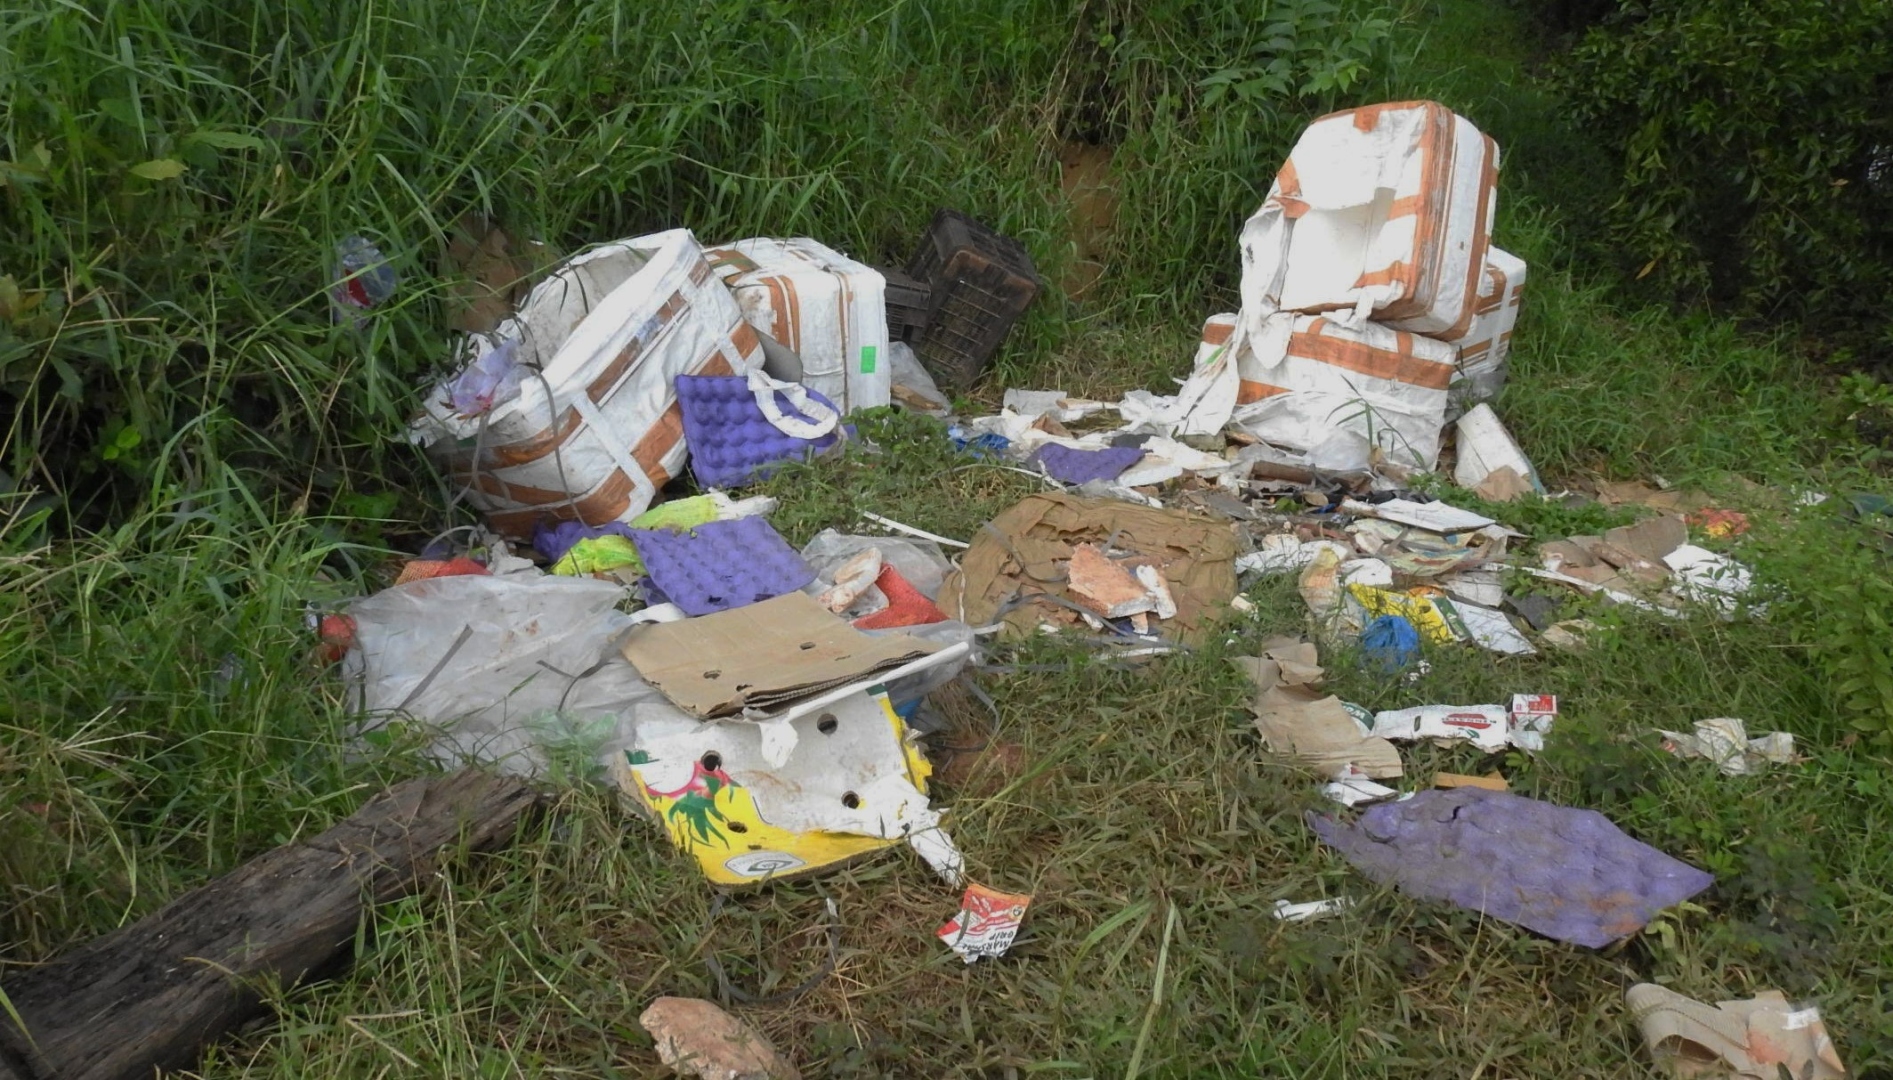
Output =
[{"x1": 613, "y1": 683, "x2": 962, "y2": 886}]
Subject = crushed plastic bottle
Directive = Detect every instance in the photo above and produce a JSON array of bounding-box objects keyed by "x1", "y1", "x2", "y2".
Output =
[{"x1": 331, "y1": 235, "x2": 397, "y2": 323}]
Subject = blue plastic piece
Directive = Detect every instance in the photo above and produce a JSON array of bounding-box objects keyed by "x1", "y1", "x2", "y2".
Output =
[{"x1": 1360, "y1": 614, "x2": 1421, "y2": 673}]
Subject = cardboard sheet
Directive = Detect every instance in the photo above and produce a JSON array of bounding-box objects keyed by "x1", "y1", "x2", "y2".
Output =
[
  {"x1": 1626, "y1": 983, "x2": 1845, "y2": 1080},
  {"x1": 620, "y1": 590, "x2": 939, "y2": 718},
  {"x1": 938, "y1": 493, "x2": 1238, "y2": 643},
  {"x1": 1233, "y1": 639, "x2": 1403, "y2": 779}
]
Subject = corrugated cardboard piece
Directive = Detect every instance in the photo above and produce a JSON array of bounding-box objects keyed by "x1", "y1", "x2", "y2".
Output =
[
  {"x1": 620, "y1": 590, "x2": 939, "y2": 718},
  {"x1": 937, "y1": 493, "x2": 1238, "y2": 642}
]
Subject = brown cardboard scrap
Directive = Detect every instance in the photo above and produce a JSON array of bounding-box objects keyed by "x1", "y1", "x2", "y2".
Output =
[
  {"x1": 1539, "y1": 538, "x2": 1599, "y2": 570},
  {"x1": 442, "y1": 215, "x2": 533, "y2": 335},
  {"x1": 1474, "y1": 465, "x2": 1533, "y2": 503},
  {"x1": 1435, "y1": 772, "x2": 1509, "y2": 792},
  {"x1": 1605, "y1": 514, "x2": 1689, "y2": 564},
  {"x1": 1596, "y1": 480, "x2": 1713, "y2": 515},
  {"x1": 1590, "y1": 540, "x2": 1671, "y2": 585},
  {"x1": 1231, "y1": 640, "x2": 1403, "y2": 779},
  {"x1": 938, "y1": 493, "x2": 1238, "y2": 643},
  {"x1": 1626, "y1": 983, "x2": 1845, "y2": 1080},
  {"x1": 620, "y1": 591, "x2": 939, "y2": 718}
]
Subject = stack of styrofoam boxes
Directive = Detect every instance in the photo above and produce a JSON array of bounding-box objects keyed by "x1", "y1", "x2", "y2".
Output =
[{"x1": 1200, "y1": 101, "x2": 1526, "y2": 470}]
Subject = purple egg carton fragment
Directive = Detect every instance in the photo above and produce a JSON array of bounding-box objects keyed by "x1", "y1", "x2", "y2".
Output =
[
  {"x1": 1031, "y1": 444, "x2": 1145, "y2": 485},
  {"x1": 1307, "y1": 788, "x2": 1714, "y2": 948},
  {"x1": 676, "y1": 375, "x2": 840, "y2": 489},
  {"x1": 628, "y1": 516, "x2": 814, "y2": 617}
]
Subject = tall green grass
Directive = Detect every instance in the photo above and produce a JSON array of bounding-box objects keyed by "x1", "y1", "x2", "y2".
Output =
[{"x1": 1, "y1": 0, "x2": 1405, "y2": 517}]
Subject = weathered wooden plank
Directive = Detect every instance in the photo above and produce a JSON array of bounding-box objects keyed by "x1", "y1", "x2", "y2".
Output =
[{"x1": 0, "y1": 770, "x2": 538, "y2": 1080}]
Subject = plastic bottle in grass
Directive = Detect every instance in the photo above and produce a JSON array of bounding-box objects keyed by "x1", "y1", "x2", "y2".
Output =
[{"x1": 331, "y1": 235, "x2": 396, "y2": 323}]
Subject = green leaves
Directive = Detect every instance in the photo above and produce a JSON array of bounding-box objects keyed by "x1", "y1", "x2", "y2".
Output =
[
  {"x1": 1558, "y1": 0, "x2": 1893, "y2": 324},
  {"x1": 129, "y1": 158, "x2": 186, "y2": 180},
  {"x1": 185, "y1": 130, "x2": 264, "y2": 151},
  {"x1": 1196, "y1": 0, "x2": 1395, "y2": 107}
]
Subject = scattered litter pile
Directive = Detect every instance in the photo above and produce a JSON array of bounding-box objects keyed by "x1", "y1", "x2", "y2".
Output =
[{"x1": 304, "y1": 100, "x2": 1836, "y2": 1077}]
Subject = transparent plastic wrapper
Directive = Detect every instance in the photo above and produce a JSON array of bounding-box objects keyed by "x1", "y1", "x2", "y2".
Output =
[
  {"x1": 800, "y1": 529, "x2": 954, "y2": 619},
  {"x1": 864, "y1": 617, "x2": 977, "y2": 706},
  {"x1": 340, "y1": 573, "x2": 694, "y2": 778},
  {"x1": 411, "y1": 230, "x2": 766, "y2": 538}
]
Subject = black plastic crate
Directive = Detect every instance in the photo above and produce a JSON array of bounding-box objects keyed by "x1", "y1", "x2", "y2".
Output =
[
  {"x1": 879, "y1": 266, "x2": 932, "y2": 344},
  {"x1": 905, "y1": 209, "x2": 1039, "y2": 390}
]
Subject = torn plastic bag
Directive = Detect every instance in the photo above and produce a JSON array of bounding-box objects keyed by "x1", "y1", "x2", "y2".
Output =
[
  {"x1": 411, "y1": 230, "x2": 766, "y2": 537},
  {"x1": 1447, "y1": 246, "x2": 1526, "y2": 410},
  {"x1": 609, "y1": 683, "x2": 963, "y2": 886},
  {"x1": 1229, "y1": 313, "x2": 1459, "y2": 470}
]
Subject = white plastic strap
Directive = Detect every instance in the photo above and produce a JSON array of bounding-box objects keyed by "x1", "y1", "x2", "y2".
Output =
[
  {"x1": 569, "y1": 391, "x2": 654, "y2": 512},
  {"x1": 748, "y1": 369, "x2": 840, "y2": 439}
]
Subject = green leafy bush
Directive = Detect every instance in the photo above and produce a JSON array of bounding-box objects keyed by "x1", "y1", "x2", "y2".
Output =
[{"x1": 1557, "y1": 0, "x2": 1893, "y2": 324}]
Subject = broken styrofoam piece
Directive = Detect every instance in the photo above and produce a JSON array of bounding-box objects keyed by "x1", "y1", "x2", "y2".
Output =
[
  {"x1": 1273, "y1": 897, "x2": 1355, "y2": 923},
  {"x1": 1322, "y1": 763, "x2": 1399, "y2": 807},
  {"x1": 1002, "y1": 388, "x2": 1108, "y2": 423},
  {"x1": 1237, "y1": 536, "x2": 1351, "y2": 576},
  {"x1": 1663, "y1": 545, "x2": 1757, "y2": 613},
  {"x1": 1132, "y1": 564, "x2": 1179, "y2": 619},
  {"x1": 1626, "y1": 984, "x2": 1847, "y2": 1080},
  {"x1": 1657, "y1": 717, "x2": 1796, "y2": 776},
  {"x1": 1340, "y1": 498, "x2": 1496, "y2": 533},
  {"x1": 614, "y1": 684, "x2": 963, "y2": 886},
  {"x1": 1371, "y1": 704, "x2": 1511, "y2": 752},
  {"x1": 1453, "y1": 403, "x2": 1542, "y2": 499},
  {"x1": 937, "y1": 883, "x2": 1033, "y2": 963}
]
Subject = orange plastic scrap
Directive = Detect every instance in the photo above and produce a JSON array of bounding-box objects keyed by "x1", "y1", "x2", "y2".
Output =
[
  {"x1": 394, "y1": 556, "x2": 489, "y2": 585},
  {"x1": 1687, "y1": 508, "x2": 1751, "y2": 538}
]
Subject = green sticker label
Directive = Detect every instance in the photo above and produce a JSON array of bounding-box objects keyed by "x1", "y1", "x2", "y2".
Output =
[{"x1": 860, "y1": 344, "x2": 878, "y2": 374}]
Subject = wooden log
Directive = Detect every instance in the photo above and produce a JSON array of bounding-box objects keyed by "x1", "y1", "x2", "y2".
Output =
[{"x1": 0, "y1": 770, "x2": 539, "y2": 1080}]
